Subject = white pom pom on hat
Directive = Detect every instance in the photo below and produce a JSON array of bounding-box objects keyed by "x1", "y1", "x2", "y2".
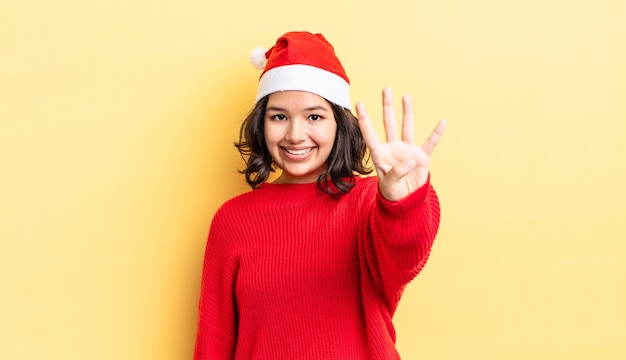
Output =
[
  {"x1": 249, "y1": 46, "x2": 268, "y2": 70},
  {"x1": 249, "y1": 31, "x2": 351, "y2": 109}
]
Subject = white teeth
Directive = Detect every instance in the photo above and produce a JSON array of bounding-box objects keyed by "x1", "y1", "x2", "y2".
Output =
[{"x1": 285, "y1": 148, "x2": 312, "y2": 155}]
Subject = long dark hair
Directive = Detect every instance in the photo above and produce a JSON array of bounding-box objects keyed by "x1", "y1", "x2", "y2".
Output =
[{"x1": 234, "y1": 95, "x2": 372, "y2": 197}]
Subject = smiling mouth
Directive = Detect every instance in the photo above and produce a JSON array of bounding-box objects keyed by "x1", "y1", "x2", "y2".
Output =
[{"x1": 283, "y1": 147, "x2": 313, "y2": 156}]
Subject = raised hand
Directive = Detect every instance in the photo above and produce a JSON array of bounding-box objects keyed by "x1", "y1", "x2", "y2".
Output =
[{"x1": 355, "y1": 88, "x2": 447, "y2": 202}]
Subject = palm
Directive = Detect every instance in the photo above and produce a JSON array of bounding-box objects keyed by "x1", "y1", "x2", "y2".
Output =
[{"x1": 355, "y1": 88, "x2": 446, "y2": 201}]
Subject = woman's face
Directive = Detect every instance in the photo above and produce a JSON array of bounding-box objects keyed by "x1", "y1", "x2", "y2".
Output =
[{"x1": 264, "y1": 91, "x2": 337, "y2": 184}]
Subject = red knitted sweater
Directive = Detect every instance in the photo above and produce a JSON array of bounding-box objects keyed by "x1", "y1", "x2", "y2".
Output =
[{"x1": 194, "y1": 175, "x2": 440, "y2": 360}]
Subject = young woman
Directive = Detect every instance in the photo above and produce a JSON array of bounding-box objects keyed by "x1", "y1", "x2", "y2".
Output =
[{"x1": 194, "y1": 31, "x2": 447, "y2": 360}]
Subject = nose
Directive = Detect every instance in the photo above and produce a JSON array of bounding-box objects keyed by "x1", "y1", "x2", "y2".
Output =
[{"x1": 285, "y1": 118, "x2": 305, "y2": 143}]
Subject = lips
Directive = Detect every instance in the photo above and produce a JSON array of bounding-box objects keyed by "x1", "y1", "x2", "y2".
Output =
[
  {"x1": 283, "y1": 147, "x2": 313, "y2": 156},
  {"x1": 280, "y1": 146, "x2": 316, "y2": 161}
]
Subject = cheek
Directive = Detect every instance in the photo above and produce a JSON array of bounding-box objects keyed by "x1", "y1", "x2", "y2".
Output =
[
  {"x1": 263, "y1": 122, "x2": 278, "y2": 146},
  {"x1": 322, "y1": 123, "x2": 338, "y2": 148},
  {"x1": 263, "y1": 123, "x2": 284, "y2": 161}
]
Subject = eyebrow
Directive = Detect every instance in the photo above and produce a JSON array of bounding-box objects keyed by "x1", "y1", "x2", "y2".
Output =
[{"x1": 266, "y1": 105, "x2": 330, "y2": 112}]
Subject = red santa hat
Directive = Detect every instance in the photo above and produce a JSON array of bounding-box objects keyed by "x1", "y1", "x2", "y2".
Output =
[{"x1": 250, "y1": 31, "x2": 351, "y2": 109}]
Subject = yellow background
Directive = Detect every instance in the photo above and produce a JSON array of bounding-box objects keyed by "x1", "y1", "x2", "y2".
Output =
[{"x1": 1, "y1": 0, "x2": 624, "y2": 359}]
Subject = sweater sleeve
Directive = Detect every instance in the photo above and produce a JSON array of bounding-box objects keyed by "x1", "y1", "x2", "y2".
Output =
[
  {"x1": 194, "y1": 206, "x2": 239, "y2": 360},
  {"x1": 359, "y1": 175, "x2": 441, "y2": 312}
]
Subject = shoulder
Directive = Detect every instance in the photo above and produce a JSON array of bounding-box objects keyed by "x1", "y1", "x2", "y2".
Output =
[
  {"x1": 206, "y1": 189, "x2": 264, "y2": 248},
  {"x1": 213, "y1": 188, "x2": 262, "y2": 220},
  {"x1": 211, "y1": 183, "x2": 308, "y2": 223},
  {"x1": 354, "y1": 175, "x2": 378, "y2": 189},
  {"x1": 333, "y1": 176, "x2": 379, "y2": 210},
  {"x1": 349, "y1": 175, "x2": 379, "y2": 198}
]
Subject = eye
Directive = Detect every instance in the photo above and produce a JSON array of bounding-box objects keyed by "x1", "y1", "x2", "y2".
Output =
[
  {"x1": 308, "y1": 114, "x2": 322, "y2": 121},
  {"x1": 271, "y1": 114, "x2": 287, "y2": 121}
]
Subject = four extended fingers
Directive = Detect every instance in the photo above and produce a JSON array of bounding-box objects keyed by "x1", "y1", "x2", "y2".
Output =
[{"x1": 357, "y1": 87, "x2": 446, "y2": 156}]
